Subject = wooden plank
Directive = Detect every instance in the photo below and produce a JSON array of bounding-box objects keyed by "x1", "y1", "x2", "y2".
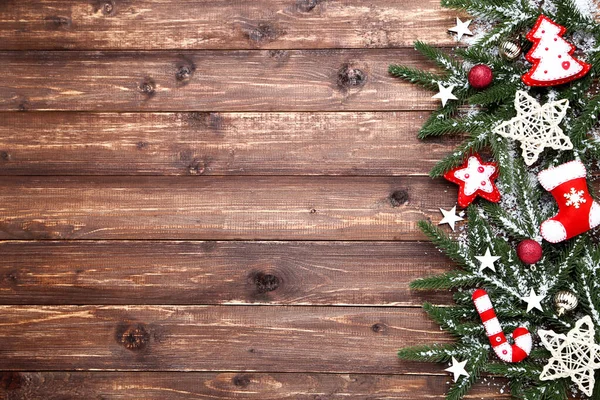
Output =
[
  {"x1": 0, "y1": 0, "x2": 459, "y2": 50},
  {"x1": 0, "y1": 371, "x2": 510, "y2": 399},
  {"x1": 0, "y1": 241, "x2": 453, "y2": 306},
  {"x1": 0, "y1": 50, "x2": 438, "y2": 112},
  {"x1": 0, "y1": 306, "x2": 451, "y2": 373},
  {"x1": 0, "y1": 112, "x2": 458, "y2": 176},
  {"x1": 0, "y1": 176, "x2": 456, "y2": 240}
]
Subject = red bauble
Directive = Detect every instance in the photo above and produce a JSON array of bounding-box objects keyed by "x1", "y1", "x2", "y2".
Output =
[
  {"x1": 517, "y1": 239, "x2": 543, "y2": 264},
  {"x1": 468, "y1": 64, "x2": 493, "y2": 89}
]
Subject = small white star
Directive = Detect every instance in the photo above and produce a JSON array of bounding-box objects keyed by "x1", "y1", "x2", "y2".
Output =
[
  {"x1": 475, "y1": 248, "x2": 501, "y2": 273},
  {"x1": 448, "y1": 17, "x2": 473, "y2": 41},
  {"x1": 432, "y1": 82, "x2": 458, "y2": 107},
  {"x1": 522, "y1": 288, "x2": 544, "y2": 313},
  {"x1": 439, "y1": 206, "x2": 463, "y2": 231},
  {"x1": 445, "y1": 356, "x2": 470, "y2": 382}
]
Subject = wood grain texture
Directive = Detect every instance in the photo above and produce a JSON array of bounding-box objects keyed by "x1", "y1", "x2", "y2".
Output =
[
  {"x1": 0, "y1": 176, "x2": 456, "y2": 240},
  {"x1": 0, "y1": 241, "x2": 452, "y2": 306},
  {"x1": 0, "y1": 50, "x2": 439, "y2": 112},
  {"x1": 0, "y1": 0, "x2": 459, "y2": 50},
  {"x1": 0, "y1": 112, "x2": 458, "y2": 176},
  {"x1": 0, "y1": 306, "x2": 451, "y2": 373},
  {"x1": 0, "y1": 371, "x2": 510, "y2": 399}
]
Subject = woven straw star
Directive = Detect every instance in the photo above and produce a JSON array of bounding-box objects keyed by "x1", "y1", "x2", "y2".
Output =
[
  {"x1": 538, "y1": 315, "x2": 600, "y2": 397},
  {"x1": 493, "y1": 91, "x2": 572, "y2": 166}
]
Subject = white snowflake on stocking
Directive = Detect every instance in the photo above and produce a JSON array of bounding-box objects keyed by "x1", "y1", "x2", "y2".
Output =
[{"x1": 564, "y1": 187, "x2": 587, "y2": 209}]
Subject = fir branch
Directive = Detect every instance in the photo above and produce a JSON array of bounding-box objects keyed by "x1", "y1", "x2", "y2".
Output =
[
  {"x1": 423, "y1": 302, "x2": 464, "y2": 336},
  {"x1": 418, "y1": 221, "x2": 470, "y2": 267},
  {"x1": 414, "y1": 40, "x2": 464, "y2": 74},
  {"x1": 468, "y1": 82, "x2": 520, "y2": 105},
  {"x1": 411, "y1": 270, "x2": 482, "y2": 290},
  {"x1": 553, "y1": 0, "x2": 594, "y2": 29},
  {"x1": 483, "y1": 361, "x2": 541, "y2": 380},
  {"x1": 387, "y1": 64, "x2": 441, "y2": 91},
  {"x1": 397, "y1": 343, "x2": 457, "y2": 363},
  {"x1": 569, "y1": 93, "x2": 600, "y2": 148}
]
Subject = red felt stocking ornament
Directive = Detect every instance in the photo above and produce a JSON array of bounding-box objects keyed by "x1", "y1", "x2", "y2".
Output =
[
  {"x1": 538, "y1": 160, "x2": 600, "y2": 243},
  {"x1": 522, "y1": 15, "x2": 590, "y2": 87}
]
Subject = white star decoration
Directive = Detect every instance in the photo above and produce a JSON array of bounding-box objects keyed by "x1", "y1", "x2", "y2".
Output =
[
  {"x1": 521, "y1": 288, "x2": 544, "y2": 313},
  {"x1": 492, "y1": 91, "x2": 572, "y2": 166},
  {"x1": 448, "y1": 17, "x2": 473, "y2": 41},
  {"x1": 445, "y1": 356, "x2": 470, "y2": 382},
  {"x1": 439, "y1": 206, "x2": 463, "y2": 231},
  {"x1": 453, "y1": 156, "x2": 496, "y2": 196},
  {"x1": 475, "y1": 248, "x2": 500, "y2": 273},
  {"x1": 432, "y1": 82, "x2": 458, "y2": 107},
  {"x1": 539, "y1": 316, "x2": 600, "y2": 396}
]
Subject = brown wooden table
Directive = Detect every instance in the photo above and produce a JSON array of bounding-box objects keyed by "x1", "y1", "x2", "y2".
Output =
[{"x1": 0, "y1": 1, "x2": 509, "y2": 398}]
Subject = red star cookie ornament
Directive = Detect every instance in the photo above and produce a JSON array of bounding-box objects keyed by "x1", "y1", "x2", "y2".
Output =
[
  {"x1": 522, "y1": 15, "x2": 591, "y2": 87},
  {"x1": 444, "y1": 154, "x2": 501, "y2": 208}
]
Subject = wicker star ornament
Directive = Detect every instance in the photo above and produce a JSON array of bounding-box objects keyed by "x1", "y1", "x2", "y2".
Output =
[
  {"x1": 538, "y1": 315, "x2": 600, "y2": 396},
  {"x1": 493, "y1": 91, "x2": 572, "y2": 165}
]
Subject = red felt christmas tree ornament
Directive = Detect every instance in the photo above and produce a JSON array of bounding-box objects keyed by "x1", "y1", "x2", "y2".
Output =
[
  {"x1": 522, "y1": 15, "x2": 591, "y2": 87},
  {"x1": 444, "y1": 154, "x2": 501, "y2": 208}
]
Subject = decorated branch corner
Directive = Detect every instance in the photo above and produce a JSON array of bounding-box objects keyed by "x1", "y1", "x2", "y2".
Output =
[{"x1": 389, "y1": 0, "x2": 600, "y2": 399}]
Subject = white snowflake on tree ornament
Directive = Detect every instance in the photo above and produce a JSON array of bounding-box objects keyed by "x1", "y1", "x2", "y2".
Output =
[
  {"x1": 522, "y1": 15, "x2": 591, "y2": 87},
  {"x1": 564, "y1": 187, "x2": 586, "y2": 209},
  {"x1": 539, "y1": 315, "x2": 600, "y2": 397},
  {"x1": 492, "y1": 91, "x2": 572, "y2": 166}
]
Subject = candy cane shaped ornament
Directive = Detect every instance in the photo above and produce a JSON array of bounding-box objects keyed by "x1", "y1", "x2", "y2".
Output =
[{"x1": 472, "y1": 289, "x2": 532, "y2": 362}]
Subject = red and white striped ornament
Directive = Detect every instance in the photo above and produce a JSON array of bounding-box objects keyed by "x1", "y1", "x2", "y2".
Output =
[{"x1": 472, "y1": 289, "x2": 533, "y2": 363}]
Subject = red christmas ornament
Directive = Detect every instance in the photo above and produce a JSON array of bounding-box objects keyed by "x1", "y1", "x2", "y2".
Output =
[
  {"x1": 468, "y1": 64, "x2": 493, "y2": 89},
  {"x1": 516, "y1": 239, "x2": 543, "y2": 264},
  {"x1": 443, "y1": 154, "x2": 501, "y2": 208},
  {"x1": 522, "y1": 15, "x2": 591, "y2": 87}
]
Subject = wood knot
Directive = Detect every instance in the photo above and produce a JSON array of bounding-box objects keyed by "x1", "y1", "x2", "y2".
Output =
[
  {"x1": 45, "y1": 16, "x2": 72, "y2": 29},
  {"x1": 337, "y1": 64, "x2": 367, "y2": 91},
  {"x1": 117, "y1": 324, "x2": 150, "y2": 351},
  {"x1": 188, "y1": 160, "x2": 206, "y2": 175},
  {"x1": 389, "y1": 189, "x2": 409, "y2": 207},
  {"x1": 246, "y1": 22, "x2": 279, "y2": 44},
  {"x1": 175, "y1": 58, "x2": 196, "y2": 85},
  {"x1": 371, "y1": 323, "x2": 387, "y2": 333},
  {"x1": 0, "y1": 372, "x2": 21, "y2": 390},
  {"x1": 138, "y1": 77, "x2": 156, "y2": 97},
  {"x1": 252, "y1": 272, "x2": 280, "y2": 293},
  {"x1": 0, "y1": 151, "x2": 10, "y2": 161},
  {"x1": 309, "y1": 208, "x2": 317, "y2": 214},
  {"x1": 297, "y1": 0, "x2": 320, "y2": 12},
  {"x1": 232, "y1": 374, "x2": 251, "y2": 387},
  {"x1": 136, "y1": 141, "x2": 149, "y2": 150},
  {"x1": 102, "y1": 1, "x2": 116, "y2": 15},
  {"x1": 185, "y1": 112, "x2": 224, "y2": 131},
  {"x1": 18, "y1": 100, "x2": 29, "y2": 112}
]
